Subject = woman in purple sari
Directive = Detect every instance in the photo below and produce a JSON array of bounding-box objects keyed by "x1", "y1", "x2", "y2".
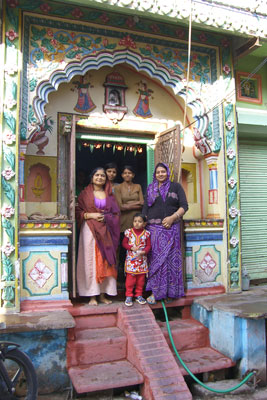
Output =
[{"x1": 142, "y1": 163, "x2": 188, "y2": 304}]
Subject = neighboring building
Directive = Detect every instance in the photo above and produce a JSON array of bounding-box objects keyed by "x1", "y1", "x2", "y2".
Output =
[{"x1": 0, "y1": 0, "x2": 266, "y2": 395}]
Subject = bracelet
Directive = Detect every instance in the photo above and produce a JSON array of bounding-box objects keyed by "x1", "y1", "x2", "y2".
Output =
[
  {"x1": 84, "y1": 213, "x2": 88, "y2": 220},
  {"x1": 176, "y1": 212, "x2": 181, "y2": 219}
]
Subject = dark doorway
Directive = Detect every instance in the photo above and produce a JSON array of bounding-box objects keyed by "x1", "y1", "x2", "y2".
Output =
[{"x1": 75, "y1": 139, "x2": 147, "y2": 193}]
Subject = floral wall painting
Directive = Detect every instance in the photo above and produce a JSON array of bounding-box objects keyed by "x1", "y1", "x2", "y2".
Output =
[
  {"x1": 236, "y1": 71, "x2": 262, "y2": 104},
  {"x1": 71, "y1": 74, "x2": 96, "y2": 113},
  {"x1": 133, "y1": 80, "x2": 153, "y2": 118},
  {"x1": 28, "y1": 115, "x2": 54, "y2": 155}
]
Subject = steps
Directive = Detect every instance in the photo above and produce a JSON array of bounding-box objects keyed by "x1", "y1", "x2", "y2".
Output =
[
  {"x1": 159, "y1": 315, "x2": 235, "y2": 378},
  {"x1": 67, "y1": 304, "x2": 143, "y2": 395},
  {"x1": 69, "y1": 360, "x2": 143, "y2": 393}
]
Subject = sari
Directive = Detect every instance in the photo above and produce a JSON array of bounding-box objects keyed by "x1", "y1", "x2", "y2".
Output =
[
  {"x1": 145, "y1": 163, "x2": 185, "y2": 300},
  {"x1": 76, "y1": 182, "x2": 120, "y2": 295}
]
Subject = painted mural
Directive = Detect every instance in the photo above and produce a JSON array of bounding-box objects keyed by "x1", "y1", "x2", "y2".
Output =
[
  {"x1": 72, "y1": 74, "x2": 96, "y2": 113},
  {"x1": 133, "y1": 80, "x2": 153, "y2": 118}
]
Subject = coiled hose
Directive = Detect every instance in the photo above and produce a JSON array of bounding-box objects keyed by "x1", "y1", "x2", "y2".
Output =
[{"x1": 161, "y1": 300, "x2": 256, "y2": 393}]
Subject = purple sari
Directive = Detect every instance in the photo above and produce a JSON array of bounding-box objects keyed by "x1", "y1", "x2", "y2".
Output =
[{"x1": 145, "y1": 163, "x2": 184, "y2": 300}]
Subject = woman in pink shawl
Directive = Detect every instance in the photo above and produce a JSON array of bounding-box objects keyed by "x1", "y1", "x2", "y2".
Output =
[
  {"x1": 76, "y1": 167, "x2": 120, "y2": 305},
  {"x1": 142, "y1": 163, "x2": 188, "y2": 304}
]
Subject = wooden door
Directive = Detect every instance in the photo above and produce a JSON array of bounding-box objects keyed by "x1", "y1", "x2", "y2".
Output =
[{"x1": 154, "y1": 125, "x2": 182, "y2": 182}]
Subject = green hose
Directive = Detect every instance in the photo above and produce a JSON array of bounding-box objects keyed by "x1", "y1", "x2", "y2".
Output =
[{"x1": 161, "y1": 300, "x2": 255, "y2": 393}]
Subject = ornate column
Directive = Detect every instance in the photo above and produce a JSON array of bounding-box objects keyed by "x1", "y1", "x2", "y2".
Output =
[
  {"x1": 204, "y1": 153, "x2": 220, "y2": 218},
  {"x1": 0, "y1": 2, "x2": 21, "y2": 312}
]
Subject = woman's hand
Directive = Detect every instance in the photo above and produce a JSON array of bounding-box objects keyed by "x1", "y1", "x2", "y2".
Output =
[
  {"x1": 131, "y1": 245, "x2": 139, "y2": 251},
  {"x1": 162, "y1": 215, "x2": 176, "y2": 229},
  {"x1": 85, "y1": 212, "x2": 104, "y2": 222}
]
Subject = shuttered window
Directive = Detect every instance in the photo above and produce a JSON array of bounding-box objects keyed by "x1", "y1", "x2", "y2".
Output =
[{"x1": 239, "y1": 141, "x2": 267, "y2": 280}]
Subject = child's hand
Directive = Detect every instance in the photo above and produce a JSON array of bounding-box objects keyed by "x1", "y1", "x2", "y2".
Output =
[{"x1": 131, "y1": 246, "x2": 139, "y2": 252}]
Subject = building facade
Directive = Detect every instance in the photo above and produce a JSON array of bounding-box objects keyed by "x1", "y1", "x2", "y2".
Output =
[{"x1": 0, "y1": 0, "x2": 267, "y2": 392}]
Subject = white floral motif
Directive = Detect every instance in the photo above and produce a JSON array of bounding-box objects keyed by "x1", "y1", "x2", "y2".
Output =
[
  {"x1": 227, "y1": 147, "x2": 236, "y2": 159},
  {"x1": 199, "y1": 252, "x2": 216, "y2": 276},
  {"x1": 2, "y1": 167, "x2": 15, "y2": 180},
  {"x1": 4, "y1": 64, "x2": 18, "y2": 76},
  {"x1": 225, "y1": 121, "x2": 234, "y2": 131},
  {"x1": 4, "y1": 131, "x2": 16, "y2": 145},
  {"x1": 2, "y1": 242, "x2": 15, "y2": 256},
  {"x1": 228, "y1": 177, "x2": 237, "y2": 188},
  {"x1": 230, "y1": 236, "x2": 239, "y2": 247},
  {"x1": 5, "y1": 97, "x2": 17, "y2": 109},
  {"x1": 1, "y1": 205, "x2": 15, "y2": 218},
  {"x1": 29, "y1": 260, "x2": 53, "y2": 288},
  {"x1": 229, "y1": 206, "x2": 240, "y2": 218}
]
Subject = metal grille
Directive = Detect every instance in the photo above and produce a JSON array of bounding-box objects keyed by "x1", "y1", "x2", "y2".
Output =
[{"x1": 239, "y1": 141, "x2": 267, "y2": 280}]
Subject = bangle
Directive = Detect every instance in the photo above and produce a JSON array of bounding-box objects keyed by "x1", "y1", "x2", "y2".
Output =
[
  {"x1": 84, "y1": 213, "x2": 88, "y2": 220},
  {"x1": 176, "y1": 212, "x2": 181, "y2": 219}
]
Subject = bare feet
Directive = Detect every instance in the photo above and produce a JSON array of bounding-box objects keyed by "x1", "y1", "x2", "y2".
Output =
[
  {"x1": 88, "y1": 296, "x2": 98, "y2": 306},
  {"x1": 99, "y1": 293, "x2": 112, "y2": 304}
]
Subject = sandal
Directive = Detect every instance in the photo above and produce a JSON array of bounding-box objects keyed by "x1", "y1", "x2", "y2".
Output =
[{"x1": 147, "y1": 294, "x2": 156, "y2": 305}]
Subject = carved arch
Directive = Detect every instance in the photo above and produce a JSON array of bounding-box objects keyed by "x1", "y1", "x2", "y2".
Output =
[{"x1": 31, "y1": 49, "x2": 209, "y2": 144}]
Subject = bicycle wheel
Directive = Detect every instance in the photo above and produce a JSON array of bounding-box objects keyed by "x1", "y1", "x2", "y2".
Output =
[{"x1": 0, "y1": 347, "x2": 38, "y2": 400}]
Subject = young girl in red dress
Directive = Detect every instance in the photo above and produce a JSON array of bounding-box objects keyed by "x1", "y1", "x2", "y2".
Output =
[{"x1": 122, "y1": 213, "x2": 151, "y2": 306}]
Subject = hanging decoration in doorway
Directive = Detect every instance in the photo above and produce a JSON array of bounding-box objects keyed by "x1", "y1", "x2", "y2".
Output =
[
  {"x1": 103, "y1": 72, "x2": 128, "y2": 124},
  {"x1": 80, "y1": 141, "x2": 143, "y2": 155},
  {"x1": 72, "y1": 75, "x2": 96, "y2": 114},
  {"x1": 133, "y1": 80, "x2": 153, "y2": 118}
]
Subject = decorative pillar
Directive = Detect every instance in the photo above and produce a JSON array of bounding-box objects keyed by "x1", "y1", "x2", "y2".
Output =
[
  {"x1": 0, "y1": 2, "x2": 21, "y2": 312},
  {"x1": 204, "y1": 153, "x2": 220, "y2": 218}
]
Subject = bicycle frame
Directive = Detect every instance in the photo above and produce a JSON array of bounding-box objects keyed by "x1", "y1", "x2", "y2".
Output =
[{"x1": 0, "y1": 341, "x2": 20, "y2": 394}]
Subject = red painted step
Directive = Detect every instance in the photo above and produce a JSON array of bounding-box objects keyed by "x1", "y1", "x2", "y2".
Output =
[
  {"x1": 69, "y1": 360, "x2": 143, "y2": 393},
  {"x1": 67, "y1": 326, "x2": 126, "y2": 367},
  {"x1": 176, "y1": 346, "x2": 235, "y2": 376},
  {"x1": 159, "y1": 319, "x2": 209, "y2": 351}
]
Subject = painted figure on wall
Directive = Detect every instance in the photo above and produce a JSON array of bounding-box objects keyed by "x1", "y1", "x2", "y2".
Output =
[
  {"x1": 29, "y1": 115, "x2": 54, "y2": 155},
  {"x1": 26, "y1": 163, "x2": 52, "y2": 202},
  {"x1": 72, "y1": 75, "x2": 96, "y2": 113},
  {"x1": 133, "y1": 80, "x2": 153, "y2": 118}
]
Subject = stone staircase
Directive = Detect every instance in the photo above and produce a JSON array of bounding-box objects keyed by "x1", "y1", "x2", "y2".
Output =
[
  {"x1": 158, "y1": 316, "x2": 235, "y2": 377},
  {"x1": 66, "y1": 287, "x2": 234, "y2": 399},
  {"x1": 67, "y1": 303, "x2": 143, "y2": 394},
  {"x1": 67, "y1": 302, "x2": 192, "y2": 399}
]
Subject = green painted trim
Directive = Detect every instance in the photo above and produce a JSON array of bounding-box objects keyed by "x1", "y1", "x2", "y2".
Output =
[
  {"x1": 146, "y1": 144, "x2": 155, "y2": 186},
  {"x1": 237, "y1": 109, "x2": 267, "y2": 126}
]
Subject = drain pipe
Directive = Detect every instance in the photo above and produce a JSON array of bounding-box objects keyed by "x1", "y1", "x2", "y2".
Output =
[{"x1": 161, "y1": 301, "x2": 256, "y2": 394}]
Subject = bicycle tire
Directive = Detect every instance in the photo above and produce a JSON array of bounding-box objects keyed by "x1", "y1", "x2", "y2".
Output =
[{"x1": 0, "y1": 347, "x2": 38, "y2": 400}]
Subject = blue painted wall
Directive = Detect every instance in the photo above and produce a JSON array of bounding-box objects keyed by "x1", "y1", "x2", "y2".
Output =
[
  {"x1": 0, "y1": 329, "x2": 70, "y2": 394},
  {"x1": 192, "y1": 303, "x2": 266, "y2": 384}
]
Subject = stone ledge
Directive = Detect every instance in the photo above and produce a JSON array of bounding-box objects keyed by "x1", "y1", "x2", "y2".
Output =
[
  {"x1": 193, "y1": 286, "x2": 267, "y2": 319},
  {"x1": 0, "y1": 310, "x2": 75, "y2": 333}
]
